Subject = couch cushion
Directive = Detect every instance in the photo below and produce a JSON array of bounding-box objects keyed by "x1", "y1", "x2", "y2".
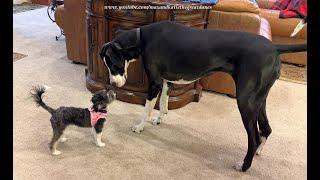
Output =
[
  {"x1": 208, "y1": 10, "x2": 261, "y2": 34},
  {"x1": 260, "y1": 9, "x2": 306, "y2": 39},
  {"x1": 200, "y1": 72, "x2": 236, "y2": 97},
  {"x1": 257, "y1": 0, "x2": 277, "y2": 9},
  {"x1": 272, "y1": 36, "x2": 307, "y2": 65},
  {"x1": 259, "y1": 17, "x2": 272, "y2": 40},
  {"x1": 213, "y1": 0, "x2": 261, "y2": 14}
]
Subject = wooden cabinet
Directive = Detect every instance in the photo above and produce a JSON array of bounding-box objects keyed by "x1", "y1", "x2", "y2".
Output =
[{"x1": 85, "y1": 0, "x2": 214, "y2": 109}]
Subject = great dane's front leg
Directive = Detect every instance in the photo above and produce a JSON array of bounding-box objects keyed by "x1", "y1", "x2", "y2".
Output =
[
  {"x1": 132, "y1": 82, "x2": 161, "y2": 133},
  {"x1": 152, "y1": 80, "x2": 169, "y2": 125}
]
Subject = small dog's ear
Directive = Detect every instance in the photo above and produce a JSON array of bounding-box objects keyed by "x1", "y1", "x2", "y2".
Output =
[
  {"x1": 100, "y1": 42, "x2": 111, "y2": 60},
  {"x1": 91, "y1": 93, "x2": 100, "y2": 105}
]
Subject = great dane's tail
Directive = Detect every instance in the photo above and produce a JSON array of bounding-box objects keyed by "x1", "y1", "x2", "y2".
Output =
[{"x1": 275, "y1": 43, "x2": 307, "y2": 54}]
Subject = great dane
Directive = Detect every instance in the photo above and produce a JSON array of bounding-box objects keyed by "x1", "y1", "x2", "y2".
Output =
[{"x1": 99, "y1": 21, "x2": 307, "y2": 171}]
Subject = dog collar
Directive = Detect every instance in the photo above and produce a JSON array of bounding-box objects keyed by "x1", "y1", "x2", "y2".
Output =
[{"x1": 88, "y1": 107, "x2": 107, "y2": 127}]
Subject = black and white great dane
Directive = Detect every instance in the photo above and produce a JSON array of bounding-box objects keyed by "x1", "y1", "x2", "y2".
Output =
[{"x1": 99, "y1": 21, "x2": 307, "y2": 172}]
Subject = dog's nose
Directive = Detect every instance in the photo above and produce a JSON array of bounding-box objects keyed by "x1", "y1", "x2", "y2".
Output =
[
  {"x1": 108, "y1": 90, "x2": 116, "y2": 97},
  {"x1": 111, "y1": 91, "x2": 116, "y2": 97}
]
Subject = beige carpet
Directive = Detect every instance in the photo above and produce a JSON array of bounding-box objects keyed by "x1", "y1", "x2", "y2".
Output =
[
  {"x1": 13, "y1": 2, "x2": 44, "y2": 14},
  {"x1": 14, "y1": 8, "x2": 307, "y2": 180}
]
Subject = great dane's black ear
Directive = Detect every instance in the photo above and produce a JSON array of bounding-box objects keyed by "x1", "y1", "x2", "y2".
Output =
[
  {"x1": 100, "y1": 42, "x2": 124, "y2": 69},
  {"x1": 99, "y1": 42, "x2": 111, "y2": 60},
  {"x1": 115, "y1": 29, "x2": 128, "y2": 37},
  {"x1": 109, "y1": 45, "x2": 125, "y2": 68}
]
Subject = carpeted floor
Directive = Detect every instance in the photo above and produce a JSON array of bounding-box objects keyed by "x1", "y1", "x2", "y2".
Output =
[
  {"x1": 13, "y1": 2, "x2": 44, "y2": 14},
  {"x1": 13, "y1": 8, "x2": 307, "y2": 180}
]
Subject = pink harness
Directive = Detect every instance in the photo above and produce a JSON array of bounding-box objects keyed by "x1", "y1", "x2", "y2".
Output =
[{"x1": 88, "y1": 107, "x2": 108, "y2": 127}]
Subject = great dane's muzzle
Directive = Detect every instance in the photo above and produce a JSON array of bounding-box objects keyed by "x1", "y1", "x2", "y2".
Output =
[{"x1": 109, "y1": 74, "x2": 126, "y2": 87}]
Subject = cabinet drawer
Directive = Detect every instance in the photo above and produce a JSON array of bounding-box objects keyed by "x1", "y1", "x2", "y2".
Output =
[
  {"x1": 107, "y1": 9, "x2": 154, "y2": 23},
  {"x1": 105, "y1": 0, "x2": 155, "y2": 23},
  {"x1": 108, "y1": 20, "x2": 147, "y2": 40}
]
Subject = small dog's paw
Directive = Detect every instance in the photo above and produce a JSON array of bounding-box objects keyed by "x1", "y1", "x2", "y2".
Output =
[
  {"x1": 59, "y1": 137, "x2": 67, "y2": 142},
  {"x1": 132, "y1": 125, "x2": 144, "y2": 133},
  {"x1": 233, "y1": 161, "x2": 243, "y2": 172},
  {"x1": 52, "y1": 150, "x2": 62, "y2": 156},
  {"x1": 152, "y1": 117, "x2": 161, "y2": 125},
  {"x1": 96, "y1": 142, "x2": 105, "y2": 147}
]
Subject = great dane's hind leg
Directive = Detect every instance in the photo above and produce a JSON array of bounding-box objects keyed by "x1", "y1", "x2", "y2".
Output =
[
  {"x1": 152, "y1": 80, "x2": 169, "y2": 125},
  {"x1": 234, "y1": 93, "x2": 262, "y2": 172},
  {"x1": 233, "y1": 54, "x2": 280, "y2": 172},
  {"x1": 256, "y1": 99, "x2": 272, "y2": 155},
  {"x1": 233, "y1": 71, "x2": 267, "y2": 172},
  {"x1": 234, "y1": 74, "x2": 278, "y2": 171},
  {"x1": 132, "y1": 81, "x2": 161, "y2": 133},
  {"x1": 255, "y1": 74, "x2": 277, "y2": 156}
]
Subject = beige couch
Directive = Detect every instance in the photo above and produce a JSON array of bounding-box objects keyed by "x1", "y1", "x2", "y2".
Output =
[
  {"x1": 257, "y1": 0, "x2": 307, "y2": 66},
  {"x1": 200, "y1": 0, "x2": 272, "y2": 97},
  {"x1": 200, "y1": 0, "x2": 307, "y2": 97}
]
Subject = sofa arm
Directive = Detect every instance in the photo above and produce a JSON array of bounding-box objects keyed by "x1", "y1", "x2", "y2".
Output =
[
  {"x1": 213, "y1": 0, "x2": 261, "y2": 14},
  {"x1": 256, "y1": 0, "x2": 276, "y2": 9},
  {"x1": 208, "y1": 10, "x2": 262, "y2": 34},
  {"x1": 260, "y1": 9, "x2": 307, "y2": 39},
  {"x1": 54, "y1": 5, "x2": 64, "y2": 30}
]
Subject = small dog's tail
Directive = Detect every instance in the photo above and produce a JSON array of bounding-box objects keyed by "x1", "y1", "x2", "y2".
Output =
[
  {"x1": 31, "y1": 85, "x2": 55, "y2": 114},
  {"x1": 275, "y1": 43, "x2": 307, "y2": 54}
]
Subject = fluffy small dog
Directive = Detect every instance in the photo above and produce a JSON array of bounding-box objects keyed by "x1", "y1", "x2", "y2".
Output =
[{"x1": 31, "y1": 85, "x2": 116, "y2": 155}]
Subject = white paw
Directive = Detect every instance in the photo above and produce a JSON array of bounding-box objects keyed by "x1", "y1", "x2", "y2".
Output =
[
  {"x1": 59, "y1": 137, "x2": 67, "y2": 142},
  {"x1": 132, "y1": 125, "x2": 144, "y2": 133},
  {"x1": 256, "y1": 147, "x2": 263, "y2": 155},
  {"x1": 152, "y1": 117, "x2": 161, "y2": 125},
  {"x1": 96, "y1": 142, "x2": 105, "y2": 147},
  {"x1": 256, "y1": 137, "x2": 266, "y2": 155},
  {"x1": 233, "y1": 161, "x2": 243, "y2": 171},
  {"x1": 52, "y1": 150, "x2": 62, "y2": 156}
]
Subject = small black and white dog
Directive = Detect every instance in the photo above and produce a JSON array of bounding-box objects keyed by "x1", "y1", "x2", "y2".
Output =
[{"x1": 31, "y1": 85, "x2": 116, "y2": 155}]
